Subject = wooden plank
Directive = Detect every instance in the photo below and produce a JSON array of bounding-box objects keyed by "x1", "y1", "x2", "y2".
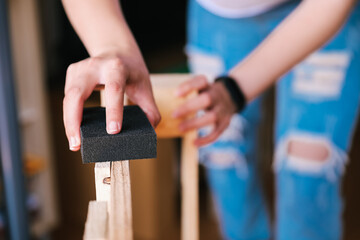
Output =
[
  {"x1": 181, "y1": 131, "x2": 199, "y2": 240},
  {"x1": 83, "y1": 201, "x2": 108, "y2": 240},
  {"x1": 109, "y1": 161, "x2": 133, "y2": 240},
  {"x1": 95, "y1": 162, "x2": 111, "y2": 207},
  {"x1": 151, "y1": 74, "x2": 193, "y2": 138}
]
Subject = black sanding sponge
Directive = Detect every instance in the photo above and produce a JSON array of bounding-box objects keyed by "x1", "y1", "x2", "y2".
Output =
[{"x1": 80, "y1": 106, "x2": 157, "y2": 163}]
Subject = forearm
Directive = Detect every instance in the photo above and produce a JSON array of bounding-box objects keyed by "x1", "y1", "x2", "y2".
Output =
[
  {"x1": 62, "y1": 0, "x2": 140, "y2": 57},
  {"x1": 229, "y1": 0, "x2": 355, "y2": 101}
]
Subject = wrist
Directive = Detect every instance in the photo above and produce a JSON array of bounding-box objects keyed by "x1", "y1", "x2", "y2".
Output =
[
  {"x1": 215, "y1": 76, "x2": 247, "y2": 113},
  {"x1": 91, "y1": 43, "x2": 140, "y2": 58},
  {"x1": 90, "y1": 44, "x2": 148, "y2": 72}
]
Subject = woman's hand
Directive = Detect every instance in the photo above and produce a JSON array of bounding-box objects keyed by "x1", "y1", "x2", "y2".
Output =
[
  {"x1": 173, "y1": 75, "x2": 237, "y2": 147},
  {"x1": 63, "y1": 52, "x2": 160, "y2": 151}
]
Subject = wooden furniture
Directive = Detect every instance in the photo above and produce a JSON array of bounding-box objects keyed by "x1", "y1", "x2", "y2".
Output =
[
  {"x1": 84, "y1": 74, "x2": 199, "y2": 240},
  {"x1": 151, "y1": 74, "x2": 199, "y2": 240}
]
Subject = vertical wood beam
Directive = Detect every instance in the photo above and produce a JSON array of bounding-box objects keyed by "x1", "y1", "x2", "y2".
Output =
[
  {"x1": 181, "y1": 131, "x2": 199, "y2": 240},
  {"x1": 109, "y1": 161, "x2": 133, "y2": 240},
  {"x1": 95, "y1": 162, "x2": 111, "y2": 206},
  {"x1": 83, "y1": 201, "x2": 108, "y2": 240}
]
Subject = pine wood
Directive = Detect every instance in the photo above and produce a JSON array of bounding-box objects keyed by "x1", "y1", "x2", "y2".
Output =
[
  {"x1": 109, "y1": 161, "x2": 133, "y2": 240},
  {"x1": 151, "y1": 74, "x2": 194, "y2": 138},
  {"x1": 94, "y1": 162, "x2": 111, "y2": 208},
  {"x1": 83, "y1": 201, "x2": 108, "y2": 240},
  {"x1": 181, "y1": 131, "x2": 199, "y2": 240}
]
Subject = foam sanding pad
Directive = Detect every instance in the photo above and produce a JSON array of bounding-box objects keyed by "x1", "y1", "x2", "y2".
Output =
[{"x1": 80, "y1": 106, "x2": 157, "y2": 163}]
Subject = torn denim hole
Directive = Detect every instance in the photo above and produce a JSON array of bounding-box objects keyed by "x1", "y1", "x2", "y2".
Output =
[
  {"x1": 186, "y1": 46, "x2": 225, "y2": 81},
  {"x1": 199, "y1": 147, "x2": 249, "y2": 178},
  {"x1": 292, "y1": 51, "x2": 351, "y2": 102},
  {"x1": 274, "y1": 132, "x2": 348, "y2": 182},
  {"x1": 198, "y1": 114, "x2": 249, "y2": 178}
]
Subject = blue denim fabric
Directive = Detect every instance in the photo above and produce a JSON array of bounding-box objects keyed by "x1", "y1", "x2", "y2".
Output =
[
  {"x1": 274, "y1": 7, "x2": 360, "y2": 240},
  {"x1": 187, "y1": 0, "x2": 360, "y2": 239}
]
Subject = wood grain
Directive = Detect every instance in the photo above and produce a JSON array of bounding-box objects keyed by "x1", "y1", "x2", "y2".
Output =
[
  {"x1": 150, "y1": 74, "x2": 193, "y2": 138},
  {"x1": 181, "y1": 131, "x2": 199, "y2": 240},
  {"x1": 83, "y1": 201, "x2": 108, "y2": 240},
  {"x1": 109, "y1": 161, "x2": 133, "y2": 240},
  {"x1": 95, "y1": 162, "x2": 111, "y2": 208}
]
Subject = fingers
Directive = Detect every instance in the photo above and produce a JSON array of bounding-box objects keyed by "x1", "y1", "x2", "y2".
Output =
[
  {"x1": 64, "y1": 55, "x2": 158, "y2": 152},
  {"x1": 64, "y1": 63, "x2": 98, "y2": 151},
  {"x1": 194, "y1": 119, "x2": 229, "y2": 147},
  {"x1": 173, "y1": 92, "x2": 212, "y2": 118},
  {"x1": 179, "y1": 112, "x2": 216, "y2": 132},
  {"x1": 104, "y1": 59, "x2": 126, "y2": 134},
  {"x1": 136, "y1": 91, "x2": 161, "y2": 128},
  {"x1": 123, "y1": 73, "x2": 161, "y2": 128},
  {"x1": 175, "y1": 75, "x2": 209, "y2": 97},
  {"x1": 174, "y1": 79, "x2": 237, "y2": 146},
  {"x1": 63, "y1": 86, "x2": 86, "y2": 151}
]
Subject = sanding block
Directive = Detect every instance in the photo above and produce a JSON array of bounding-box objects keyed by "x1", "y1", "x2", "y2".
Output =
[{"x1": 80, "y1": 106, "x2": 157, "y2": 163}]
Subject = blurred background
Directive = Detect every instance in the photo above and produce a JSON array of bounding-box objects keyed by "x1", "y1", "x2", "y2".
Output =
[{"x1": 1, "y1": 0, "x2": 360, "y2": 239}]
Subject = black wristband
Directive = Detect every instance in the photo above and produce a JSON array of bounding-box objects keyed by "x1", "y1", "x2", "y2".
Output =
[{"x1": 215, "y1": 76, "x2": 246, "y2": 112}]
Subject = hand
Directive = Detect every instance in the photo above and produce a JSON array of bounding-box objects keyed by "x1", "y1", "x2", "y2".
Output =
[
  {"x1": 63, "y1": 52, "x2": 161, "y2": 151},
  {"x1": 172, "y1": 75, "x2": 237, "y2": 147}
]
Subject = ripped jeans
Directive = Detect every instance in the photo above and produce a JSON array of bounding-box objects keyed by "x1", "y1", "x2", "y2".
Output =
[{"x1": 187, "y1": 0, "x2": 360, "y2": 239}]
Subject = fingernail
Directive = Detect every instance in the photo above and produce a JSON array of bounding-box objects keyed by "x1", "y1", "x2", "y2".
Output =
[
  {"x1": 69, "y1": 136, "x2": 79, "y2": 150},
  {"x1": 108, "y1": 121, "x2": 120, "y2": 134}
]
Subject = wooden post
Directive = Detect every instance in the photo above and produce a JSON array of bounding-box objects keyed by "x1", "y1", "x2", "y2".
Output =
[
  {"x1": 109, "y1": 161, "x2": 133, "y2": 240},
  {"x1": 94, "y1": 162, "x2": 111, "y2": 210},
  {"x1": 84, "y1": 162, "x2": 111, "y2": 240},
  {"x1": 83, "y1": 201, "x2": 108, "y2": 240},
  {"x1": 181, "y1": 131, "x2": 199, "y2": 240},
  {"x1": 90, "y1": 161, "x2": 133, "y2": 240}
]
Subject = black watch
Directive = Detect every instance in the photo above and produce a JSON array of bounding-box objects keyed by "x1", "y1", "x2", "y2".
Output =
[{"x1": 215, "y1": 76, "x2": 246, "y2": 112}]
